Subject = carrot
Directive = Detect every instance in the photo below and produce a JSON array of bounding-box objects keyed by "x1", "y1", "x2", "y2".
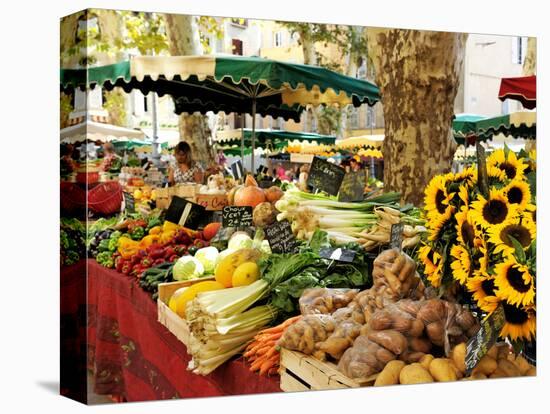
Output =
[
  {"x1": 266, "y1": 346, "x2": 278, "y2": 359},
  {"x1": 256, "y1": 333, "x2": 283, "y2": 342},
  {"x1": 267, "y1": 366, "x2": 279, "y2": 376},
  {"x1": 250, "y1": 355, "x2": 268, "y2": 372},
  {"x1": 259, "y1": 355, "x2": 279, "y2": 376},
  {"x1": 282, "y1": 315, "x2": 302, "y2": 327},
  {"x1": 258, "y1": 325, "x2": 285, "y2": 335}
]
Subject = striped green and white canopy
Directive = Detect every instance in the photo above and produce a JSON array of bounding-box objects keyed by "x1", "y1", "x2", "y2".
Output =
[
  {"x1": 61, "y1": 55, "x2": 380, "y2": 122},
  {"x1": 452, "y1": 112, "x2": 536, "y2": 146}
]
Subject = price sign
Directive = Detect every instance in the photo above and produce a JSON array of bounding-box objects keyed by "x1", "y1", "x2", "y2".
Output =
[
  {"x1": 338, "y1": 170, "x2": 367, "y2": 202},
  {"x1": 259, "y1": 180, "x2": 274, "y2": 189},
  {"x1": 123, "y1": 192, "x2": 135, "y2": 214},
  {"x1": 222, "y1": 206, "x2": 253, "y2": 228},
  {"x1": 306, "y1": 156, "x2": 346, "y2": 196},
  {"x1": 165, "y1": 196, "x2": 207, "y2": 230},
  {"x1": 465, "y1": 304, "x2": 506, "y2": 375},
  {"x1": 265, "y1": 220, "x2": 298, "y2": 254},
  {"x1": 319, "y1": 247, "x2": 356, "y2": 263},
  {"x1": 390, "y1": 222, "x2": 404, "y2": 250}
]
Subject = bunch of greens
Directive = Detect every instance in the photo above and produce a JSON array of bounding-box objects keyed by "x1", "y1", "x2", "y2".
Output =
[
  {"x1": 60, "y1": 219, "x2": 86, "y2": 266},
  {"x1": 261, "y1": 229, "x2": 372, "y2": 315}
]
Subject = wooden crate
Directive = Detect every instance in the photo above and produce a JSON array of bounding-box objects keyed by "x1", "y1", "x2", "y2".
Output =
[
  {"x1": 157, "y1": 277, "x2": 214, "y2": 346},
  {"x1": 194, "y1": 193, "x2": 229, "y2": 211},
  {"x1": 279, "y1": 349, "x2": 377, "y2": 392}
]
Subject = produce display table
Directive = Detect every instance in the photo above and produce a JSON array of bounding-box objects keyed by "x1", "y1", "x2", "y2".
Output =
[{"x1": 60, "y1": 260, "x2": 280, "y2": 402}]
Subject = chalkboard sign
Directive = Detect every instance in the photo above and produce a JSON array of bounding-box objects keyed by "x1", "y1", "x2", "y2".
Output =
[
  {"x1": 465, "y1": 304, "x2": 505, "y2": 375},
  {"x1": 259, "y1": 180, "x2": 274, "y2": 189},
  {"x1": 338, "y1": 170, "x2": 367, "y2": 202},
  {"x1": 231, "y1": 159, "x2": 245, "y2": 180},
  {"x1": 222, "y1": 206, "x2": 253, "y2": 228},
  {"x1": 265, "y1": 220, "x2": 298, "y2": 254},
  {"x1": 307, "y1": 156, "x2": 346, "y2": 196},
  {"x1": 390, "y1": 222, "x2": 404, "y2": 250},
  {"x1": 165, "y1": 196, "x2": 207, "y2": 230},
  {"x1": 319, "y1": 247, "x2": 356, "y2": 263},
  {"x1": 123, "y1": 192, "x2": 135, "y2": 214}
]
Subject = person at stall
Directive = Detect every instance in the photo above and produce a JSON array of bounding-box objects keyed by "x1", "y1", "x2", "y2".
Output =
[
  {"x1": 100, "y1": 142, "x2": 121, "y2": 172},
  {"x1": 60, "y1": 144, "x2": 77, "y2": 173},
  {"x1": 168, "y1": 141, "x2": 204, "y2": 185},
  {"x1": 350, "y1": 157, "x2": 362, "y2": 173}
]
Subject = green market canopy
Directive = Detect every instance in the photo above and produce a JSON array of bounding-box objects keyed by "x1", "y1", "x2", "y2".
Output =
[
  {"x1": 452, "y1": 112, "x2": 536, "y2": 146},
  {"x1": 215, "y1": 128, "x2": 336, "y2": 149},
  {"x1": 60, "y1": 56, "x2": 380, "y2": 122},
  {"x1": 111, "y1": 138, "x2": 169, "y2": 151}
]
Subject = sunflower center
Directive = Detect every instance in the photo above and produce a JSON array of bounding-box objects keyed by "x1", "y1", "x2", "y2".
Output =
[
  {"x1": 482, "y1": 199, "x2": 508, "y2": 225},
  {"x1": 506, "y1": 266, "x2": 531, "y2": 293},
  {"x1": 481, "y1": 278, "x2": 496, "y2": 296},
  {"x1": 500, "y1": 225, "x2": 531, "y2": 248},
  {"x1": 461, "y1": 221, "x2": 476, "y2": 247},
  {"x1": 502, "y1": 302, "x2": 529, "y2": 324},
  {"x1": 507, "y1": 187, "x2": 524, "y2": 204},
  {"x1": 435, "y1": 190, "x2": 447, "y2": 214},
  {"x1": 500, "y1": 162, "x2": 517, "y2": 179}
]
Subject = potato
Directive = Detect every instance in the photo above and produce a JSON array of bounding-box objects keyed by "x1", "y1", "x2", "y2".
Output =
[
  {"x1": 472, "y1": 355, "x2": 498, "y2": 376},
  {"x1": 374, "y1": 360, "x2": 406, "y2": 386},
  {"x1": 451, "y1": 342, "x2": 467, "y2": 374},
  {"x1": 376, "y1": 347, "x2": 397, "y2": 364},
  {"x1": 399, "y1": 363, "x2": 434, "y2": 384},
  {"x1": 429, "y1": 358, "x2": 458, "y2": 382},
  {"x1": 525, "y1": 367, "x2": 536, "y2": 376},
  {"x1": 419, "y1": 354, "x2": 434, "y2": 370},
  {"x1": 392, "y1": 315, "x2": 412, "y2": 333},
  {"x1": 408, "y1": 319, "x2": 425, "y2": 337},
  {"x1": 400, "y1": 351, "x2": 426, "y2": 363},
  {"x1": 497, "y1": 344, "x2": 511, "y2": 360},
  {"x1": 390, "y1": 254, "x2": 406, "y2": 275},
  {"x1": 462, "y1": 372, "x2": 487, "y2": 381},
  {"x1": 409, "y1": 337, "x2": 432, "y2": 354},
  {"x1": 497, "y1": 359, "x2": 521, "y2": 378},
  {"x1": 513, "y1": 355, "x2": 533, "y2": 375},
  {"x1": 486, "y1": 345, "x2": 498, "y2": 360},
  {"x1": 417, "y1": 299, "x2": 447, "y2": 324},
  {"x1": 368, "y1": 330, "x2": 408, "y2": 355},
  {"x1": 426, "y1": 321, "x2": 445, "y2": 346},
  {"x1": 489, "y1": 367, "x2": 507, "y2": 378}
]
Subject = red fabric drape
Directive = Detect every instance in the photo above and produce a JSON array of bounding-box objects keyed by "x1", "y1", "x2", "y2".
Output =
[
  {"x1": 498, "y1": 75, "x2": 536, "y2": 109},
  {"x1": 61, "y1": 260, "x2": 280, "y2": 403}
]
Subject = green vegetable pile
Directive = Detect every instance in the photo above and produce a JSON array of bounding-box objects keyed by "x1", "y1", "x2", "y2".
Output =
[
  {"x1": 138, "y1": 262, "x2": 174, "y2": 301},
  {"x1": 60, "y1": 218, "x2": 86, "y2": 266},
  {"x1": 260, "y1": 229, "x2": 372, "y2": 315}
]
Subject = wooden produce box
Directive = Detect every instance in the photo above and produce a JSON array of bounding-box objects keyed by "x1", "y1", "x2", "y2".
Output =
[
  {"x1": 279, "y1": 349, "x2": 377, "y2": 392},
  {"x1": 194, "y1": 193, "x2": 229, "y2": 211},
  {"x1": 155, "y1": 184, "x2": 200, "y2": 210},
  {"x1": 157, "y1": 277, "x2": 214, "y2": 347}
]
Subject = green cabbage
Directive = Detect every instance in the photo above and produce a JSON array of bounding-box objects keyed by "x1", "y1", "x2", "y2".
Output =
[
  {"x1": 173, "y1": 256, "x2": 205, "y2": 281},
  {"x1": 194, "y1": 246, "x2": 219, "y2": 273},
  {"x1": 228, "y1": 232, "x2": 253, "y2": 251}
]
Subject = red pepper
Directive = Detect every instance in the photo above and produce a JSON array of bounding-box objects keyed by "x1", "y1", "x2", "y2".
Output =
[
  {"x1": 193, "y1": 239, "x2": 206, "y2": 249},
  {"x1": 174, "y1": 230, "x2": 192, "y2": 245},
  {"x1": 130, "y1": 254, "x2": 141, "y2": 265},
  {"x1": 168, "y1": 254, "x2": 179, "y2": 263},
  {"x1": 149, "y1": 248, "x2": 165, "y2": 260},
  {"x1": 153, "y1": 258, "x2": 166, "y2": 266},
  {"x1": 163, "y1": 246, "x2": 176, "y2": 259},
  {"x1": 115, "y1": 257, "x2": 125, "y2": 272},
  {"x1": 173, "y1": 245, "x2": 188, "y2": 256},
  {"x1": 141, "y1": 257, "x2": 152, "y2": 268},
  {"x1": 121, "y1": 263, "x2": 131, "y2": 275}
]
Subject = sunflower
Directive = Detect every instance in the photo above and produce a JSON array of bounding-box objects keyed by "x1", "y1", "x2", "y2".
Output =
[
  {"x1": 424, "y1": 175, "x2": 455, "y2": 222},
  {"x1": 450, "y1": 244, "x2": 473, "y2": 286},
  {"x1": 487, "y1": 149, "x2": 528, "y2": 181},
  {"x1": 471, "y1": 188, "x2": 517, "y2": 229},
  {"x1": 467, "y1": 272, "x2": 500, "y2": 313},
  {"x1": 428, "y1": 213, "x2": 454, "y2": 242},
  {"x1": 503, "y1": 179, "x2": 531, "y2": 210},
  {"x1": 488, "y1": 216, "x2": 536, "y2": 256},
  {"x1": 455, "y1": 207, "x2": 481, "y2": 248},
  {"x1": 494, "y1": 257, "x2": 535, "y2": 307},
  {"x1": 418, "y1": 244, "x2": 444, "y2": 288},
  {"x1": 446, "y1": 166, "x2": 477, "y2": 187},
  {"x1": 457, "y1": 184, "x2": 470, "y2": 207},
  {"x1": 487, "y1": 165, "x2": 508, "y2": 186},
  {"x1": 471, "y1": 238, "x2": 489, "y2": 275},
  {"x1": 499, "y1": 302, "x2": 536, "y2": 341}
]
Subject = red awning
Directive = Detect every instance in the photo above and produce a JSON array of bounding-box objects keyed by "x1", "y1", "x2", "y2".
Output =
[{"x1": 498, "y1": 75, "x2": 536, "y2": 109}]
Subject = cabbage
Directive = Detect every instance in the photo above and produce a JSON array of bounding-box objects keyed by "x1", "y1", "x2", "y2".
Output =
[
  {"x1": 228, "y1": 232, "x2": 253, "y2": 251},
  {"x1": 194, "y1": 246, "x2": 219, "y2": 273},
  {"x1": 260, "y1": 239, "x2": 272, "y2": 255},
  {"x1": 173, "y1": 256, "x2": 205, "y2": 281}
]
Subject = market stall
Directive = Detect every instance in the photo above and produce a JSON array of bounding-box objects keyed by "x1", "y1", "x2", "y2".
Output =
[{"x1": 498, "y1": 75, "x2": 536, "y2": 109}]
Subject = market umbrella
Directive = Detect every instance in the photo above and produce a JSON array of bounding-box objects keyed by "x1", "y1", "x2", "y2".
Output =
[
  {"x1": 498, "y1": 75, "x2": 536, "y2": 110},
  {"x1": 60, "y1": 120, "x2": 145, "y2": 143},
  {"x1": 335, "y1": 134, "x2": 384, "y2": 150},
  {"x1": 61, "y1": 55, "x2": 380, "y2": 172},
  {"x1": 452, "y1": 112, "x2": 536, "y2": 146}
]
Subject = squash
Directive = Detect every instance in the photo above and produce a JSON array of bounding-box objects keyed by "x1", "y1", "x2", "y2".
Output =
[
  {"x1": 227, "y1": 185, "x2": 242, "y2": 205},
  {"x1": 233, "y1": 185, "x2": 266, "y2": 208}
]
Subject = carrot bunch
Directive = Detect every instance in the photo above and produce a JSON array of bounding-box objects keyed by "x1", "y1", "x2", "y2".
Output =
[{"x1": 244, "y1": 315, "x2": 301, "y2": 376}]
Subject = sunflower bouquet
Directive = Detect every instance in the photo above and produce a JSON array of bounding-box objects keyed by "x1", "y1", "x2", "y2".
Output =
[{"x1": 418, "y1": 148, "x2": 536, "y2": 345}]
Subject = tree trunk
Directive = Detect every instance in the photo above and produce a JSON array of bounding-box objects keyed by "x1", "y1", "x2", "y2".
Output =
[
  {"x1": 367, "y1": 29, "x2": 466, "y2": 205},
  {"x1": 164, "y1": 14, "x2": 214, "y2": 166},
  {"x1": 301, "y1": 31, "x2": 317, "y2": 65},
  {"x1": 523, "y1": 37, "x2": 536, "y2": 76},
  {"x1": 60, "y1": 13, "x2": 83, "y2": 66}
]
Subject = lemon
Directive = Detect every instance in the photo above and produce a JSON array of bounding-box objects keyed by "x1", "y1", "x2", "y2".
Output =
[
  {"x1": 133, "y1": 189, "x2": 143, "y2": 200},
  {"x1": 231, "y1": 261, "x2": 260, "y2": 287}
]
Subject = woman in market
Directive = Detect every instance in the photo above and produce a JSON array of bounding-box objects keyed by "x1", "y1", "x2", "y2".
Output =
[{"x1": 168, "y1": 141, "x2": 204, "y2": 185}]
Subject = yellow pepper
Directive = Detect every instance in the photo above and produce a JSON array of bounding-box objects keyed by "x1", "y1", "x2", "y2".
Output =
[
  {"x1": 159, "y1": 230, "x2": 176, "y2": 246},
  {"x1": 140, "y1": 234, "x2": 159, "y2": 249},
  {"x1": 162, "y1": 221, "x2": 180, "y2": 233},
  {"x1": 148, "y1": 226, "x2": 162, "y2": 235}
]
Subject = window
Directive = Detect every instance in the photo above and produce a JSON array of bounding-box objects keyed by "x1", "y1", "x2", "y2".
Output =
[
  {"x1": 232, "y1": 39, "x2": 243, "y2": 55},
  {"x1": 502, "y1": 99, "x2": 510, "y2": 115},
  {"x1": 230, "y1": 18, "x2": 248, "y2": 27},
  {"x1": 274, "y1": 31, "x2": 283, "y2": 47},
  {"x1": 512, "y1": 36, "x2": 528, "y2": 65},
  {"x1": 350, "y1": 108, "x2": 359, "y2": 129}
]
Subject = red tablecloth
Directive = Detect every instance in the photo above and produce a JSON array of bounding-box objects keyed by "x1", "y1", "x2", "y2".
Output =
[{"x1": 61, "y1": 259, "x2": 281, "y2": 403}]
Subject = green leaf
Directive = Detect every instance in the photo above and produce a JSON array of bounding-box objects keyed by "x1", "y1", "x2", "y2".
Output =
[
  {"x1": 527, "y1": 171, "x2": 536, "y2": 197},
  {"x1": 508, "y1": 235, "x2": 526, "y2": 263}
]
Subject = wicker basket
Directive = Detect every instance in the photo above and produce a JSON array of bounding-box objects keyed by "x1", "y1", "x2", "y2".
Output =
[{"x1": 87, "y1": 181, "x2": 123, "y2": 215}]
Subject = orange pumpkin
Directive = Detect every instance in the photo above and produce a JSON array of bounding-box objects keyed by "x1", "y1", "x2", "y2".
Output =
[{"x1": 234, "y1": 186, "x2": 266, "y2": 208}]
